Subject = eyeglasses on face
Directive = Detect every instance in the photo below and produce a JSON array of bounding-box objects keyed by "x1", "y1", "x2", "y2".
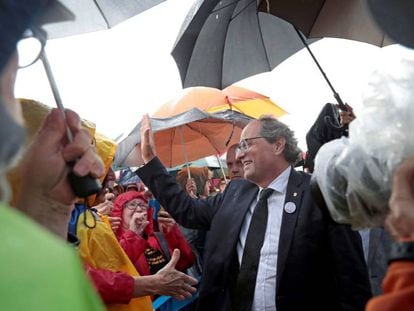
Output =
[
  {"x1": 125, "y1": 200, "x2": 148, "y2": 211},
  {"x1": 236, "y1": 136, "x2": 265, "y2": 153},
  {"x1": 17, "y1": 27, "x2": 47, "y2": 69}
]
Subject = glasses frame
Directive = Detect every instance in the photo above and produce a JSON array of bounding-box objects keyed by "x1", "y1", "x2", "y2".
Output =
[
  {"x1": 236, "y1": 136, "x2": 265, "y2": 154},
  {"x1": 124, "y1": 200, "x2": 148, "y2": 211},
  {"x1": 17, "y1": 27, "x2": 47, "y2": 69}
]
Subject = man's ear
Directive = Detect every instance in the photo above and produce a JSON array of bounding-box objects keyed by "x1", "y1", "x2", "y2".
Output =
[{"x1": 275, "y1": 137, "x2": 286, "y2": 155}]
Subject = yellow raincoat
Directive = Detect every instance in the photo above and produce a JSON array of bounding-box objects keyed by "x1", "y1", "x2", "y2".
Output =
[
  {"x1": 77, "y1": 211, "x2": 152, "y2": 311},
  {"x1": 9, "y1": 99, "x2": 152, "y2": 311}
]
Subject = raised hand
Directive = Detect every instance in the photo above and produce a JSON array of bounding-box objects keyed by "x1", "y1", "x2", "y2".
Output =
[
  {"x1": 108, "y1": 216, "x2": 122, "y2": 232},
  {"x1": 386, "y1": 157, "x2": 414, "y2": 241},
  {"x1": 140, "y1": 114, "x2": 156, "y2": 164},
  {"x1": 158, "y1": 210, "x2": 176, "y2": 234},
  {"x1": 129, "y1": 212, "x2": 149, "y2": 236},
  {"x1": 339, "y1": 103, "x2": 356, "y2": 126},
  {"x1": 95, "y1": 196, "x2": 114, "y2": 216},
  {"x1": 185, "y1": 178, "x2": 198, "y2": 198}
]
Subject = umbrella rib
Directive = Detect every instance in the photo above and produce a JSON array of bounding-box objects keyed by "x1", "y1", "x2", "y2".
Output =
[
  {"x1": 184, "y1": 122, "x2": 222, "y2": 154},
  {"x1": 93, "y1": 0, "x2": 111, "y2": 28},
  {"x1": 212, "y1": 0, "x2": 242, "y2": 14},
  {"x1": 255, "y1": 7, "x2": 272, "y2": 71},
  {"x1": 307, "y1": 1, "x2": 327, "y2": 37},
  {"x1": 229, "y1": 0, "x2": 256, "y2": 22}
]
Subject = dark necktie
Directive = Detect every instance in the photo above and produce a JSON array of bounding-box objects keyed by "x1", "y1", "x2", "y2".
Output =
[{"x1": 233, "y1": 188, "x2": 274, "y2": 311}]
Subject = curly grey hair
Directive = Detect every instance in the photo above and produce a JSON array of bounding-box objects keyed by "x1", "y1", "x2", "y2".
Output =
[{"x1": 258, "y1": 115, "x2": 301, "y2": 164}]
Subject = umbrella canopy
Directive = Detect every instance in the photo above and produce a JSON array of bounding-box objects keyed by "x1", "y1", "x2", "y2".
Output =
[
  {"x1": 153, "y1": 85, "x2": 287, "y2": 119},
  {"x1": 367, "y1": 0, "x2": 414, "y2": 49},
  {"x1": 114, "y1": 108, "x2": 251, "y2": 168},
  {"x1": 258, "y1": 0, "x2": 394, "y2": 47},
  {"x1": 42, "y1": 0, "x2": 165, "y2": 38},
  {"x1": 172, "y1": 0, "x2": 317, "y2": 89}
]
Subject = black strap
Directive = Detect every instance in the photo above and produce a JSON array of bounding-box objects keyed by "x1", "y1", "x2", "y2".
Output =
[
  {"x1": 389, "y1": 241, "x2": 414, "y2": 264},
  {"x1": 154, "y1": 231, "x2": 171, "y2": 261},
  {"x1": 232, "y1": 188, "x2": 274, "y2": 311}
]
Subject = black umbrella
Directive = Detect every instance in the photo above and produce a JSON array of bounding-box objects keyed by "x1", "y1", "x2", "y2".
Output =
[
  {"x1": 42, "y1": 0, "x2": 165, "y2": 38},
  {"x1": 257, "y1": 0, "x2": 394, "y2": 109},
  {"x1": 367, "y1": 0, "x2": 414, "y2": 49},
  {"x1": 172, "y1": 0, "x2": 317, "y2": 89}
]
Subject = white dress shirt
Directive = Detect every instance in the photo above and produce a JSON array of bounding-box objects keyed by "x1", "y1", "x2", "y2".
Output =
[{"x1": 237, "y1": 166, "x2": 291, "y2": 311}]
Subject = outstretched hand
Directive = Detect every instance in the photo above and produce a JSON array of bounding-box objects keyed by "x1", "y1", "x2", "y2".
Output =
[
  {"x1": 140, "y1": 114, "x2": 156, "y2": 164},
  {"x1": 386, "y1": 157, "x2": 414, "y2": 241},
  {"x1": 154, "y1": 249, "x2": 198, "y2": 300}
]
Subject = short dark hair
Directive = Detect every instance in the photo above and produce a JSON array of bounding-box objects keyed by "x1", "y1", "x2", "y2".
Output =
[{"x1": 258, "y1": 115, "x2": 300, "y2": 164}]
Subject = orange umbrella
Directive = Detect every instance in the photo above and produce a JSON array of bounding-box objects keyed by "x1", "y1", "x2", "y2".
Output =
[
  {"x1": 114, "y1": 108, "x2": 251, "y2": 169},
  {"x1": 153, "y1": 85, "x2": 287, "y2": 119}
]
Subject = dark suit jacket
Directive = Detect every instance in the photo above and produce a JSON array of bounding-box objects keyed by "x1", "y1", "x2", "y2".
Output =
[{"x1": 137, "y1": 158, "x2": 372, "y2": 311}]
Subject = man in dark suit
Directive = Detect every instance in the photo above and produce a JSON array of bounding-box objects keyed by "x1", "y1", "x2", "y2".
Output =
[{"x1": 136, "y1": 114, "x2": 372, "y2": 311}]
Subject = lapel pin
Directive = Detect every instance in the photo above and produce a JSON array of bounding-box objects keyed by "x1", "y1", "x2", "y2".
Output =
[
  {"x1": 284, "y1": 202, "x2": 296, "y2": 214},
  {"x1": 293, "y1": 192, "x2": 297, "y2": 197}
]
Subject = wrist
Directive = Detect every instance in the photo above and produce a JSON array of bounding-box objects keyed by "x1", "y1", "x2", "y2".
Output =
[
  {"x1": 133, "y1": 275, "x2": 158, "y2": 297},
  {"x1": 389, "y1": 241, "x2": 414, "y2": 264},
  {"x1": 143, "y1": 154, "x2": 155, "y2": 165},
  {"x1": 16, "y1": 190, "x2": 73, "y2": 239}
]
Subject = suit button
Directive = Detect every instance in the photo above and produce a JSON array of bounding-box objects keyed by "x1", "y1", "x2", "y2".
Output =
[{"x1": 276, "y1": 295, "x2": 284, "y2": 301}]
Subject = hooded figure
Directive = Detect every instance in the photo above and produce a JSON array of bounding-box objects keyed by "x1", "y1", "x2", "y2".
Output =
[{"x1": 112, "y1": 191, "x2": 195, "y2": 277}]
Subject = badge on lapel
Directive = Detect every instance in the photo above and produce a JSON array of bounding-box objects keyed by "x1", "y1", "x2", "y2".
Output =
[{"x1": 284, "y1": 201, "x2": 296, "y2": 214}]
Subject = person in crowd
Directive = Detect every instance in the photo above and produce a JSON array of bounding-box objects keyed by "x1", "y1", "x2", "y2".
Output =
[
  {"x1": 176, "y1": 167, "x2": 213, "y2": 278},
  {"x1": 68, "y1": 155, "x2": 197, "y2": 309},
  {"x1": 365, "y1": 157, "x2": 414, "y2": 310},
  {"x1": 0, "y1": 1, "x2": 106, "y2": 309},
  {"x1": 112, "y1": 191, "x2": 195, "y2": 278},
  {"x1": 177, "y1": 167, "x2": 213, "y2": 199},
  {"x1": 74, "y1": 199, "x2": 197, "y2": 310},
  {"x1": 307, "y1": 101, "x2": 392, "y2": 296},
  {"x1": 226, "y1": 143, "x2": 244, "y2": 180},
  {"x1": 136, "y1": 114, "x2": 372, "y2": 311}
]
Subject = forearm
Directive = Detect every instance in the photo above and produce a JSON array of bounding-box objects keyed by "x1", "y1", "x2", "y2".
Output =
[{"x1": 137, "y1": 157, "x2": 214, "y2": 229}]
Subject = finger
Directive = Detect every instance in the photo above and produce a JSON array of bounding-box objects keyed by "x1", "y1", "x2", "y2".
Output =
[
  {"x1": 171, "y1": 293, "x2": 186, "y2": 301},
  {"x1": 64, "y1": 109, "x2": 82, "y2": 133},
  {"x1": 384, "y1": 215, "x2": 399, "y2": 240},
  {"x1": 62, "y1": 128, "x2": 93, "y2": 162},
  {"x1": 35, "y1": 109, "x2": 68, "y2": 151},
  {"x1": 166, "y1": 249, "x2": 180, "y2": 269},
  {"x1": 391, "y1": 158, "x2": 414, "y2": 199},
  {"x1": 71, "y1": 146, "x2": 105, "y2": 177},
  {"x1": 183, "y1": 274, "x2": 199, "y2": 286},
  {"x1": 105, "y1": 193, "x2": 115, "y2": 201}
]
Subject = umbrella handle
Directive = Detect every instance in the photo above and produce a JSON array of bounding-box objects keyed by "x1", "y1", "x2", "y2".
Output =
[
  {"x1": 178, "y1": 126, "x2": 191, "y2": 179},
  {"x1": 216, "y1": 154, "x2": 228, "y2": 184},
  {"x1": 293, "y1": 27, "x2": 348, "y2": 112},
  {"x1": 40, "y1": 51, "x2": 102, "y2": 198}
]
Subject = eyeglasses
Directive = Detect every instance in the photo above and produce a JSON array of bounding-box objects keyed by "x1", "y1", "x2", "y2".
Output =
[
  {"x1": 17, "y1": 27, "x2": 47, "y2": 69},
  {"x1": 125, "y1": 201, "x2": 148, "y2": 211},
  {"x1": 236, "y1": 136, "x2": 265, "y2": 153}
]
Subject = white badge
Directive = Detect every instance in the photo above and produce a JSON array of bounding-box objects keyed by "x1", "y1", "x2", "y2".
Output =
[{"x1": 284, "y1": 202, "x2": 296, "y2": 214}]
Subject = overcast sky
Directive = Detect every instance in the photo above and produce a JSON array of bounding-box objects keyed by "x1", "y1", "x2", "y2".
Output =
[{"x1": 15, "y1": 0, "x2": 409, "y2": 151}]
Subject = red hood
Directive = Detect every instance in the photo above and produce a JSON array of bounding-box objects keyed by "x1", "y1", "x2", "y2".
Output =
[{"x1": 111, "y1": 191, "x2": 154, "y2": 238}]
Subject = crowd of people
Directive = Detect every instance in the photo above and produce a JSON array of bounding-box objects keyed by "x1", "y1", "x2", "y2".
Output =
[{"x1": 2, "y1": 1, "x2": 414, "y2": 311}]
